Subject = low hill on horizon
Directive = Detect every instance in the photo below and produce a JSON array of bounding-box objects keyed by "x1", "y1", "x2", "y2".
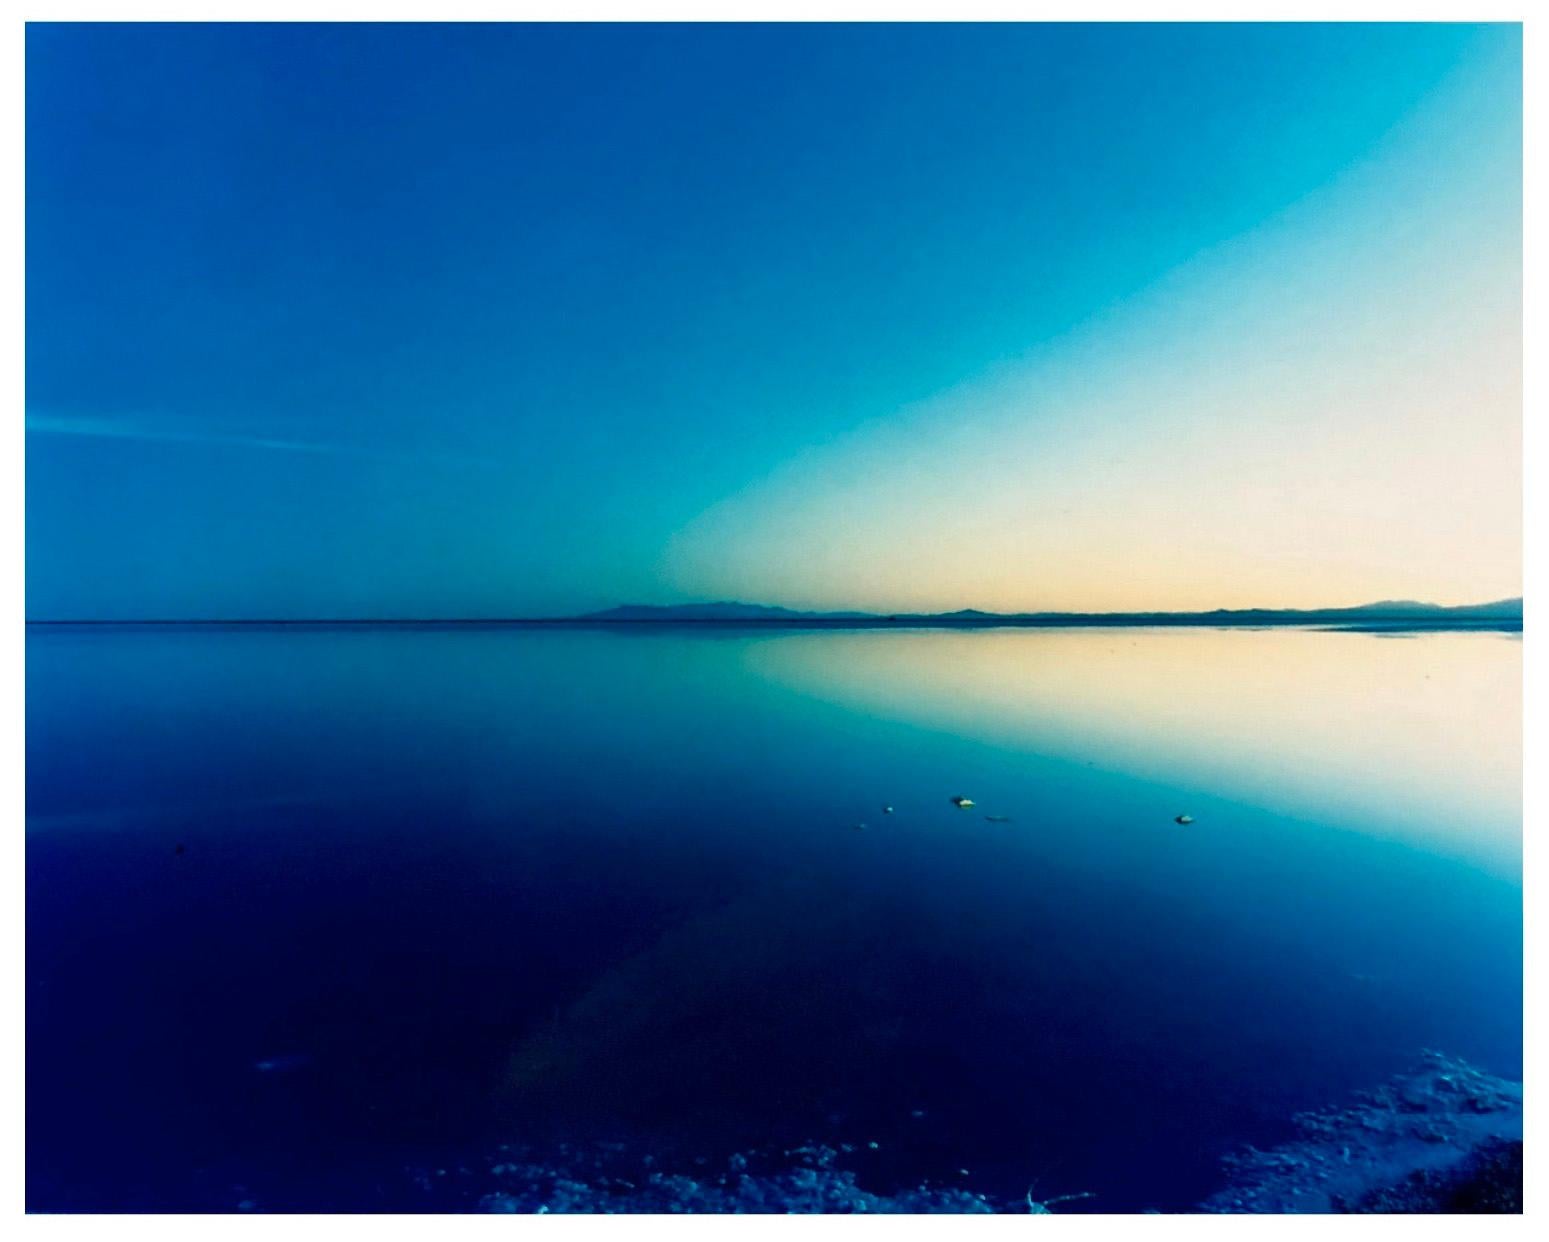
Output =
[{"x1": 580, "y1": 598, "x2": 1522, "y2": 626}]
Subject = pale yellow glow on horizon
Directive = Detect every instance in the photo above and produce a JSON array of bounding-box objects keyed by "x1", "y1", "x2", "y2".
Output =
[{"x1": 665, "y1": 55, "x2": 1520, "y2": 614}]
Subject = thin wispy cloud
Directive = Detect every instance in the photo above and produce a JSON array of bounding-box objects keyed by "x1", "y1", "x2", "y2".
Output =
[{"x1": 26, "y1": 412, "x2": 496, "y2": 471}]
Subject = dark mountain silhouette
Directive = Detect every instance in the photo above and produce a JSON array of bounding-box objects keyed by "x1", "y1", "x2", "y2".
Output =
[
  {"x1": 1339, "y1": 598, "x2": 1522, "y2": 616},
  {"x1": 579, "y1": 598, "x2": 1521, "y2": 628},
  {"x1": 27, "y1": 598, "x2": 1520, "y2": 629}
]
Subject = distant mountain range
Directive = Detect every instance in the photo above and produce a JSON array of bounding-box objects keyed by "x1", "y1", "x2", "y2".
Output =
[
  {"x1": 27, "y1": 598, "x2": 1521, "y2": 629},
  {"x1": 580, "y1": 598, "x2": 1523, "y2": 628}
]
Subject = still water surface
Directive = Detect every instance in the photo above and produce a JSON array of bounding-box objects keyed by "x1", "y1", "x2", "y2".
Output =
[{"x1": 26, "y1": 624, "x2": 1522, "y2": 1211}]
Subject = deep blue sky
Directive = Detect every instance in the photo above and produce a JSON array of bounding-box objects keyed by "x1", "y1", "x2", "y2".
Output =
[{"x1": 26, "y1": 23, "x2": 1520, "y2": 618}]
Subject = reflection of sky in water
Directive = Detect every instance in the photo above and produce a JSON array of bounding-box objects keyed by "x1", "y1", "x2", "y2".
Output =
[
  {"x1": 26, "y1": 625, "x2": 1522, "y2": 1211},
  {"x1": 745, "y1": 627, "x2": 1521, "y2": 879}
]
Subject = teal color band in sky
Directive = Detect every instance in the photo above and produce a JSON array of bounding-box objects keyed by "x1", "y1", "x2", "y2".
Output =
[{"x1": 26, "y1": 22, "x2": 1521, "y2": 619}]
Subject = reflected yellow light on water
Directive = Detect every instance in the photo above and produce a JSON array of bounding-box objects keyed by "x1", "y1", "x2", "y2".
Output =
[{"x1": 745, "y1": 627, "x2": 1520, "y2": 877}]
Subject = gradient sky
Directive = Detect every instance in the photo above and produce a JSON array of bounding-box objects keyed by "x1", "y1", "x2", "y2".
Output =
[{"x1": 26, "y1": 23, "x2": 1521, "y2": 619}]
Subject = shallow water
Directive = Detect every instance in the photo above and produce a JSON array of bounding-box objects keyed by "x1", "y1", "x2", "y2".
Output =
[{"x1": 25, "y1": 624, "x2": 1522, "y2": 1211}]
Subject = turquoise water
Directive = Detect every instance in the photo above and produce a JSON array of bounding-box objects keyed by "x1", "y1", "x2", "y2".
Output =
[{"x1": 26, "y1": 624, "x2": 1522, "y2": 1211}]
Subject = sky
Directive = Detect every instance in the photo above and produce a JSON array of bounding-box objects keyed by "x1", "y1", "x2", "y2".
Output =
[{"x1": 26, "y1": 23, "x2": 1521, "y2": 619}]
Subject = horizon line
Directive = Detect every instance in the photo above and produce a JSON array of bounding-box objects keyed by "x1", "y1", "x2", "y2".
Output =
[{"x1": 23, "y1": 597, "x2": 1524, "y2": 630}]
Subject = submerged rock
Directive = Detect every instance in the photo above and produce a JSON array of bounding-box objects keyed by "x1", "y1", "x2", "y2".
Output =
[
  {"x1": 466, "y1": 1141, "x2": 998, "y2": 1214},
  {"x1": 1347, "y1": 1137, "x2": 1521, "y2": 1213},
  {"x1": 949, "y1": 796, "x2": 975, "y2": 809},
  {"x1": 1202, "y1": 1052, "x2": 1522, "y2": 1214},
  {"x1": 394, "y1": 1052, "x2": 1522, "y2": 1214},
  {"x1": 252, "y1": 1053, "x2": 313, "y2": 1074}
]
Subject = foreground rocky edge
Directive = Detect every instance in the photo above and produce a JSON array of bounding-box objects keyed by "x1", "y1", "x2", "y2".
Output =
[
  {"x1": 1202, "y1": 1051, "x2": 1522, "y2": 1213},
  {"x1": 402, "y1": 1052, "x2": 1521, "y2": 1214}
]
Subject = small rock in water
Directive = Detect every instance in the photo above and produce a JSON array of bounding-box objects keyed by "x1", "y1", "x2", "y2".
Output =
[
  {"x1": 949, "y1": 796, "x2": 975, "y2": 809},
  {"x1": 984, "y1": 815, "x2": 1012, "y2": 823},
  {"x1": 852, "y1": 822, "x2": 867, "y2": 831},
  {"x1": 253, "y1": 1053, "x2": 313, "y2": 1074},
  {"x1": 1174, "y1": 814, "x2": 1195, "y2": 825},
  {"x1": 882, "y1": 805, "x2": 894, "y2": 815}
]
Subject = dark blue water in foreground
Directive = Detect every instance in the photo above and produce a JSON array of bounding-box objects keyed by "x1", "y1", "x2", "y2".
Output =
[{"x1": 26, "y1": 625, "x2": 1522, "y2": 1212}]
